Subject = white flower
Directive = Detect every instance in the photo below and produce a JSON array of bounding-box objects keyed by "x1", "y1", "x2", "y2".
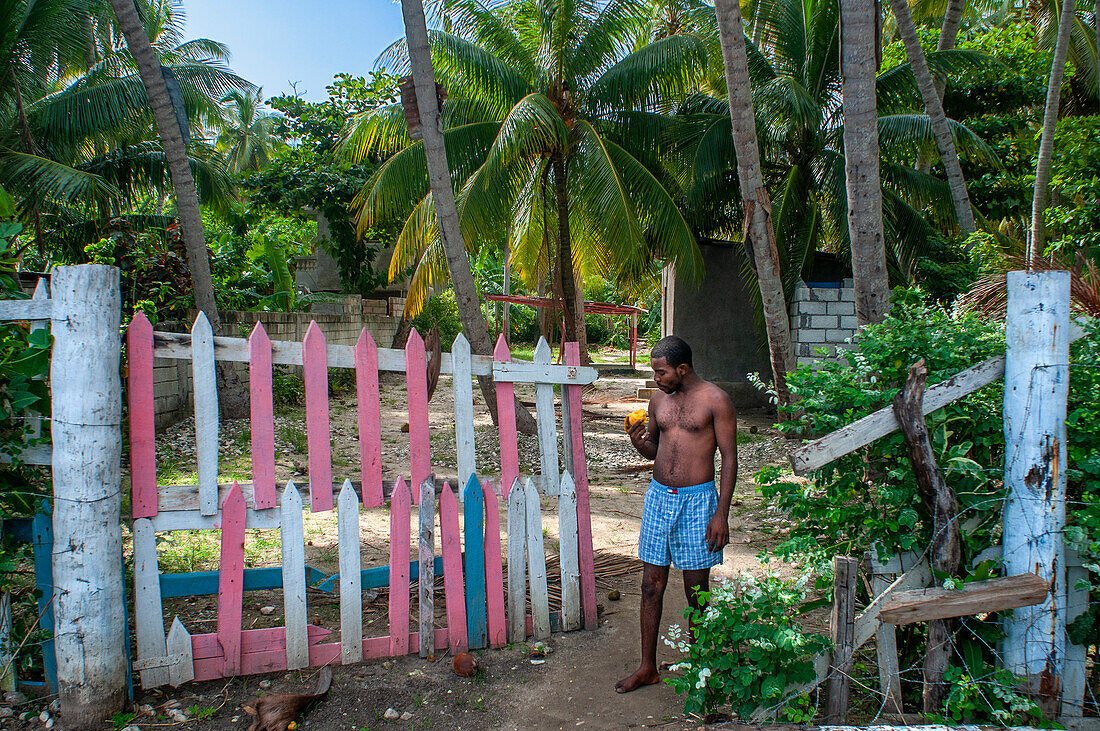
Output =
[{"x1": 695, "y1": 667, "x2": 712, "y2": 690}]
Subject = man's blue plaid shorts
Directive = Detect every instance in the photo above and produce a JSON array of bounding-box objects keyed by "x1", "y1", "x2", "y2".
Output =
[{"x1": 638, "y1": 479, "x2": 723, "y2": 570}]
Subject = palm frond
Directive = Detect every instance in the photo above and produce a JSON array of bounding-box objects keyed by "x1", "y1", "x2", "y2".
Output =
[
  {"x1": 585, "y1": 34, "x2": 708, "y2": 114},
  {"x1": 0, "y1": 149, "x2": 120, "y2": 208}
]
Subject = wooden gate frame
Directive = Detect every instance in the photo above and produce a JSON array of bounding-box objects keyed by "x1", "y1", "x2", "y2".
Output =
[{"x1": 126, "y1": 314, "x2": 600, "y2": 688}]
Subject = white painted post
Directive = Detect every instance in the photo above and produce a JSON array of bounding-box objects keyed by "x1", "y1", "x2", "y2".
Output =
[
  {"x1": 50, "y1": 265, "x2": 127, "y2": 727},
  {"x1": 1002, "y1": 270, "x2": 1070, "y2": 698},
  {"x1": 192, "y1": 312, "x2": 219, "y2": 516},
  {"x1": 451, "y1": 333, "x2": 476, "y2": 491},
  {"x1": 281, "y1": 482, "x2": 309, "y2": 670},
  {"x1": 337, "y1": 480, "x2": 363, "y2": 665},
  {"x1": 533, "y1": 338, "x2": 560, "y2": 496}
]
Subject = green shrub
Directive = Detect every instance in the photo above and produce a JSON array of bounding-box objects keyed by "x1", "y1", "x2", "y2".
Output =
[
  {"x1": 272, "y1": 366, "x2": 304, "y2": 409},
  {"x1": 664, "y1": 572, "x2": 830, "y2": 719},
  {"x1": 412, "y1": 289, "x2": 463, "y2": 351}
]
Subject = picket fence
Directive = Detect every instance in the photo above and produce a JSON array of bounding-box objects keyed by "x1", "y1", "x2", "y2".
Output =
[{"x1": 126, "y1": 313, "x2": 600, "y2": 689}]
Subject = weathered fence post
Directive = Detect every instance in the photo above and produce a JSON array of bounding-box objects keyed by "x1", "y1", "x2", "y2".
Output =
[
  {"x1": 824, "y1": 555, "x2": 858, "y2": 724},
  {"x1": 1003, "y1": 269, "x2": 1070, "y2": 713},
  {"x1": 50, "y1": 265, "x2": 127, "y2": 727}
]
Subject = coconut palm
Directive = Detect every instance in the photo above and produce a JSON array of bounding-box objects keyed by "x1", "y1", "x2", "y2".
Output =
[
  {"x1": 345, "y1": 0, "x2": 704, "y2": 362},
  {"x1": 216, "y1": 89, "x2": 282, "y2": 175},
  {"x1": 664, "y1": 0, "x2": 994, "y2": 312}
]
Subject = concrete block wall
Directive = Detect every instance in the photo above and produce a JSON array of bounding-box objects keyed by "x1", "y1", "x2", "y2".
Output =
[
  {"x1": 790, "y1": 279, "x2": 857, "y2": 368},
  {"x1": 151, "y1": 304, "x2": 401, "y2": 427}
]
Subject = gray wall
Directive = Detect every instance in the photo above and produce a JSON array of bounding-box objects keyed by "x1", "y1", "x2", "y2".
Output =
[{"x1": 669, "y1": 242, "x2": 771, "y2": 409}]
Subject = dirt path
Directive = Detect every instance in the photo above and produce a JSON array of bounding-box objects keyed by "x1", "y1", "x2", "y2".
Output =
[{"x1": 95, "y1": 367, "x2": 796, "y2": 731}]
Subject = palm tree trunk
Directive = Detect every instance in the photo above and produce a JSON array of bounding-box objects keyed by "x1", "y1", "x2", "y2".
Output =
[
  {"x1": 108, "y1": 0, "x2": 249, "y2": 417},
  {"x1": 935, "y1": 0, "x2": 966, "y2": 92},
  {"x1": 840, "y1": 0, "x2": 890, "y2": 324},
  {"x1": 1028, "y1": 0, "x2": 1076, "y2": 263},
  {"x1": 10, "y1": 67, "x2": 46, "y2": 257},
  {"x1": 889, "y1": 0, "x2": 976, "y2": 234},
  {"x1": 399, "y1": 0, "x2": 537, "y2": 433},
  {"x1": 551, "y1": 151, "x2": 590, "y2": 363},
  {"x1": 714, "y1": 0, "x2": 794, "y2": 404}
]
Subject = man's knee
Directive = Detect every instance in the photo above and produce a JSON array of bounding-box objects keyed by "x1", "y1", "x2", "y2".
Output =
[{"x1": 641, "y1": 567, "x2": 669, "y2": 602}]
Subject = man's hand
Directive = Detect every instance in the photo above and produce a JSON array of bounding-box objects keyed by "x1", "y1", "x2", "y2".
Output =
[
  {"x1": 627, "y1": 419, "x2": 648, "y2": 451},
  {"x1": 705, "y1": 513, "x2": 730, "y2": 553}
]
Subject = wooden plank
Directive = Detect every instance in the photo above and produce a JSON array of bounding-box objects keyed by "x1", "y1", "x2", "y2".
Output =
[
  {"x1": 405, "y1": 330, "x2": 430, "y2": 506},
  {"x1": 418, "y1": 478, "x2": 436, "y2": 658},
  {"x1": 463, "y1": 475, "x2": 487, "y2": 649},
  {"x1": 506, "y1": 478, "x2": 527, "y2": 643},
  {"x1": 280, "y1": 482, "x2": 309, "y2": 670},
  {"x1": 303, "y1": 322, "x2": 334, "y2": 512},
  {"x1": 389, "y1": 477, "x2": 412, "y2": 656},
  {"x1": 482, "y1": 479, "x2": 507, "y2": 649},
  {"x1": 532, "y1": 339, "x2": 560, "y2": 497},
  {"x1": 824, "y1": 555, "x2": 858, "y2": 724},
  {"x1": 355, "y1": 329, "x2": 384, "y2": 508},
  {"x1": 1062, "y1": 547, "x2": 1088, "y2": 718},
  {"x1": 133, "y1": 518, "x2": 170, "y2": 688},
  {"x1": 191, "y1": 313, "x2": 219, "y2": 516},
  {"x1": 24, "y1": 281, "x2": 47, "y2": 443},
  {"x1": 128, "y1": 312, "x2": 158, "y2": 519},
  {"x1": 558, "y1": 471, "x2": 581, "y2": 632},
  {"x1": 31, "y1": 505, "x2": 56, "y2": 691},
  {"x1": 150, "y1": 507, "x2": 280, "y2": 533},
  {"x1": 791, "y1": 329, "x2": 1089, "y2": 475},
  {"x1": 160, "y1": 565, "x2": 331, "y2": 598},
  {"x1": 452, "y1": 334, "x2": 476, "y2": 491},
  {"x1": 494, "y1": 335, "x2": 520, "y2": 498},
  {"x1": 881, "y1": 572, "x2": 1049, "y2": 625},
  {"x1": 872, "y1": 573, "x2": 904, "y2": 715},
  {"x1": 439, "y1": 481, "x2": 468, "y2": 652},
  {"x1": 0, "y1": 298, "x2": 52, "y2": 320},
  {"x1": 0, "y1": 593, "x2": 11, "y2": 692},
  {"x1": 564, "y1": 342, "x2": 597, "y2": 630},
  {"x1": 249, "y1": 323, "x2": 276, "y2": 510},
  {"x1": 2, "y1": 444, "x2": 51, "y2": 466},
  {"x1": 191, "y1": 624, "x2": 331, "y2": 660},
  {"x1": 524, "y1": 477, "x2": 551, "y2": 640},
  {"x1": 216, "y1": 483, "x2": 246, "y2": 676},
  {"x1": 492, "y1": 361, "x2": 598, "y2": 385},
  {"x1": 152, "y1": 330, "x2": 496, "y2": 374},
  {"x1": 338, "y1": 480, "x2": 363, "y2": 665},
  {"x1": 166, "y1": 617, "x2": 195, "y2": 687}
]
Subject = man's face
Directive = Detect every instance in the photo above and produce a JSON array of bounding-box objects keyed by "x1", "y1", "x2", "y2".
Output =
[{"x1": 651, "y1": 356, "x2": 685, "y2": 393}]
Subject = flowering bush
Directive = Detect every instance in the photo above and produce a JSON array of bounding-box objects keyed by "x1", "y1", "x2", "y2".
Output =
[{"x1": 663, "y1": 572, "x2": 830, "y2": 719}]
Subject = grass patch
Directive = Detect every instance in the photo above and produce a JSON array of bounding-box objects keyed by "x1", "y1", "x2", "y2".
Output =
[
  {"x1": 279, "y1": 424, "x2": 309, "y2": 453},
  {"x1": 737, "y1": 430, "x2": 768, "y2": 445}
]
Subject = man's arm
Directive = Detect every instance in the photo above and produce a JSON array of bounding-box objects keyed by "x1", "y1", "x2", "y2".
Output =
[
  {"x1": 706, "y1": 391, "x2": 738, "y2": 552},
  {"x1": 628, "y1": 395, "x2": 660, "y2": 459}
]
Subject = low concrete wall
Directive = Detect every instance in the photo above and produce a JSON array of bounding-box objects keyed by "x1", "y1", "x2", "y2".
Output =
[
  {"x1": 153, "y1": 297, "x2": 403, "y2": 428},
  {"x1": 790, "y1": 280, "x2": 858, "y2": 367}
]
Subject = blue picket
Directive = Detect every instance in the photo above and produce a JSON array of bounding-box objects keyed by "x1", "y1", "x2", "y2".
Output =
[
  {"x1": 463, "y1": 475, "x2": 487, "y2": 649},
  {"x1": 32, "y1": 501, "x2": 56, "y2": 692}
]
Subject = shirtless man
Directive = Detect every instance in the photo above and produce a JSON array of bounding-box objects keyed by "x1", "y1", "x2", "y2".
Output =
[{"x1": 615, "y1": 335, "x2": 738, "y2": 694}]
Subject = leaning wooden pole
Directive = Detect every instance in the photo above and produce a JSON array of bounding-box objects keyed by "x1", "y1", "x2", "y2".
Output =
[
  {"x1": 1002, "y1": 270, "x2": 1070, "y2": 715},
  {"x1": 51, "y1": 265, "x2": 127, "y2": 728},
  {"x1": 893, "y1": 359, "x2": 960, "y2": 713}
]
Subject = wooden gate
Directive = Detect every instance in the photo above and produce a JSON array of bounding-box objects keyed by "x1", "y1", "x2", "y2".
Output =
[{"x1": 126, "y1": 313, "x2": 599, "y2": 688}]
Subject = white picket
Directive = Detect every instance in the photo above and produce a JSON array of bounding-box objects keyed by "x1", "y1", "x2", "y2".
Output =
[
  {"x1": 191, "y1": 313, "x2": 219, "y2": 515},
  {"x1": 558, "y1": 471, "x2": 581, "y2": 631},
  {"x1": 337, "y1": 480, "x2": 363, "y2": 665},
  {"x1": 506, "y1": 478, "x2": 527, "y2": 643},
  {"x1": 133, "y1": 518, "x2": 170, "y2": 688},
  {"x1": 418, "y1": 478, "x2": 436, "y2": 657},
  {"x1": 524, "y1": 477, "x2": 551, "y2": 639},
  {"x1": 0, "y1": 593, "x2": 12, "y2": 692},
  {"x1": 280, "y1": 482, "x2": 309, "y2": 669},
  {"x1": 532, "y1": 339, "x2": 559, "y2": 496},
  {"x1": 165, "y1": 617, "x2": 195, "y2": 687},
  {"x1": 451, "y1": 334, "x2": 476, "y2": 493}
]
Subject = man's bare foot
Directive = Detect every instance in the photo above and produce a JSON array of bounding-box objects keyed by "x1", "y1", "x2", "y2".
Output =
[{"x1": 615, "y1": 666, "x2": 661, "y2": 693}]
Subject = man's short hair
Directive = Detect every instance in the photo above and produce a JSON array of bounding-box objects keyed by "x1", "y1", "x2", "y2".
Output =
[{"x1": 651, "y1": 336, "x2": 693, "y2": 368}]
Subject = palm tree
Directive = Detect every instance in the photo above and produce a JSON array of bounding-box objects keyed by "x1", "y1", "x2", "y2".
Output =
[
  {"x1": 216, "y1": 89, "x2": 281, "y2": 175},
  {"x1": 713, "y1": 0, "x2": 794, "y2": 403},
  {"x1": 108, "y1": 0, "x2": 248, "y2": 414},
  {"x1": 840, "y1": 0, "x2": 890, "y2": 324},
  {"x1": 346, "y1": 0, "x2": 704, "y2": 363},
  {"x1": 887, "y1": 0, "x2": 976, "y2": 234},
  {"x1": 1029, "y1": 0, "x2": 1078, "y2": 262}
]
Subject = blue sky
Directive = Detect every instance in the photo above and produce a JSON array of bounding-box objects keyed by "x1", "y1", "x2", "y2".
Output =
[{"x1": 183, "y1": 0, "x2": 406, "y2": 102}]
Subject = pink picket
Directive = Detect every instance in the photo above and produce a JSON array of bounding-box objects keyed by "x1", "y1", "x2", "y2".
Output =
[
  {"x1": 355, "y1": 329, "x2": 384, "y2": 507},
  {"x1": 439, "y1": 482, "x2": 468, "y2": 652},
  {"x1": 565, "y1": 342, "x2": 598, "y2": 630},
  {"x1": 217, "y1": 483, "x2": 247, "y2": 676},
  {"x1": 249, "y1": 323, "x2": 277, "y2": 510},
  {"x1": 388, "y1": 477, "x2": 412, "y2": 656},
  {"x1": 405, "y1": 330, "x2": 429, "y2": 506},
  {"x1": 127, "y1": 312, "x2": 157, "y2": 519},
  {"x1": 482, "y1": 481, "x2": 507, "y2": 648},
  {"x1": 191, "y1": 625, "x2": 331, "y2": 681},
  {"x1": 303, "y1": 322, "x2": 334, "y2": 512},
  {"x1": 493, "y1": 335, "x2": 519, "y2": 497}
]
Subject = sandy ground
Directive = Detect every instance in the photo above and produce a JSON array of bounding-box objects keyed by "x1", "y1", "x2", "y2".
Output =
[{"x1": 7, "y1": 362, "x2": 801, "y2": 731}]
